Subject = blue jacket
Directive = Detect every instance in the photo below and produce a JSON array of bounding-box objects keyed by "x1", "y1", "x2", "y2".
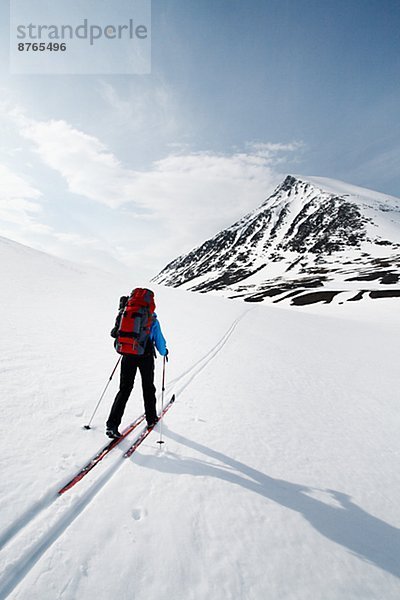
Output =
[{"x1": 150, "y1": 314, "x2": 167, "y2": 356}]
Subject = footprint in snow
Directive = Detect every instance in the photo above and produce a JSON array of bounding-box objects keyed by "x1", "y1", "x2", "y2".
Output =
[
  {"x1": 192, "y1": 416, "x2": 206, "y2": 423},
  {"x1": 131, "y1": 508, "x2": 146, "y2": 521}
]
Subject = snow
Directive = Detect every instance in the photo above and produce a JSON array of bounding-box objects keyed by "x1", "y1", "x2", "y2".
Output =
[
  {"x1": 1, "y1": 236, "x2": 400, "y2": 600},
  {"x1": 301, "y1": 175, "x2": 400, "y2": 212}
]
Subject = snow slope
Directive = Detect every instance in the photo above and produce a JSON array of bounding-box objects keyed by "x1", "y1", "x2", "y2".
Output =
[{"x1": 0, "y1": 237, "x2": 400, "y2": 600}]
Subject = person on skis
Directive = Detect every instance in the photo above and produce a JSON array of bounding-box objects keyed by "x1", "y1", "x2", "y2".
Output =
[{"x1": 106, "y1": 288, "x2": 168, "y2": 439}]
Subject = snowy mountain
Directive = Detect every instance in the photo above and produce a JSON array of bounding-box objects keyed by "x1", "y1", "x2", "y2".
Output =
[
  {"x1": 153, "y1": 175, "x2": 400, "y2": 305},
  {"x1": 0, "y1": 234, "x2": 400, "y2": 599}
]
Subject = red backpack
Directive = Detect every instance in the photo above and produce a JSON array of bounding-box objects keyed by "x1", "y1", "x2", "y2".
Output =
[{"x1": 115, "y1": 288, "x2": 156, "y2": 355}]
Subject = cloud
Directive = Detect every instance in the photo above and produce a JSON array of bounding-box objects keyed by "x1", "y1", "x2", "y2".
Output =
[
  {"x1": 6, "y1": 107, "x2": 303, "y2": 273},
  {"x1": 0, "y1": 160, "x2": 118, "y2": 270},
  {"x1": 13, "y1": 111, "x2": 302, "y2": 224},
  {"x1": 248, "y1": 141, "x2": 305, "y2": 159},
  {"x1": 0, "y1": 164, "x2": 47, "y2": 231},
  {"x1": 0, "y1": 163, "x2": 41, "y2": 202},
  {"x1": 17, "y1": 117, "x2": 134, "y2": 209}
]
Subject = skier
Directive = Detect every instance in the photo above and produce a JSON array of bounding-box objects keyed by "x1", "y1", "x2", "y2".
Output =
[{"x1": 106, "y1": 288, "x2": 168, "y2": 439}]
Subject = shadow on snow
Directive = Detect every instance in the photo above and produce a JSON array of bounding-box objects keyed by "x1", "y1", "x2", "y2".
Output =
[{"x1": 135, "y1": 425, "x2": 400, "y2": 580}]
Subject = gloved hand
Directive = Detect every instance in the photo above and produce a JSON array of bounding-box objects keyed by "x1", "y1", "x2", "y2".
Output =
[{"x1": 165, "y1": 349, "x2": 169, "y2": 362}]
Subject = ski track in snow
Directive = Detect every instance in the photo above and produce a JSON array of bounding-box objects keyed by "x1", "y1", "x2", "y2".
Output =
[
  {"x1": 166, "y1": 309, "x2": 250, "y2": 396},
  {"x1": 0, "y1": 309, "x2": 250, "y2": 600}
]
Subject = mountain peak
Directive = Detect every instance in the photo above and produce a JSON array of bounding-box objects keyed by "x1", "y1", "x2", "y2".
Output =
[
  {"x1": 281, "y1": 174, "x2": 298, "y2": 188},
  {"x1": 264, "y1": 174, "x2": 310, "y2": 200},
  {"x1": 281, "y1": 174, "x2": 306, "y2": 190}
]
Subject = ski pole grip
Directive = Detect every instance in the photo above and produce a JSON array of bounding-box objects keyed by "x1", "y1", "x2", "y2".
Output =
[
  {"x1": 110, "y1": 356, "x2": 122, "y2": 380},
  {"x1": 162, "y1": 355, "x2": 166, "y2": 391}
]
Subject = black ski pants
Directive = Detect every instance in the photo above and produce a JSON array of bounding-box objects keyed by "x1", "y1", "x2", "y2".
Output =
[{"x1": 107, "y1": 353, "x2": 158, "y2": 429}]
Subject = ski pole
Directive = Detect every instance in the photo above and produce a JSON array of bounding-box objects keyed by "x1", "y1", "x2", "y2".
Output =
[
  {"x1": 157, "y1": 355, "x2": 167, "y2": 446},
  {"x1": 83, "y1": 356, "x2": 122, "y2": 430}
]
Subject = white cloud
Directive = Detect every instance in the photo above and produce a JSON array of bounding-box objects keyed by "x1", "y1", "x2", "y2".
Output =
[
  {"x1": 0, "y1": 162, "x2": 116, "y2": 270},
  {"x1": 5, "y1": 107, "x2": 303, "y2": 274},
  {"x1": 18, "y1": 117, "x2": 133, "y2": 209},
  {"x1": 14, "y1": 112, "x2": 301, "y2": 223},
  {"x1": 247, "y1": 142, "x2": 305, "y2": 165},
  {"x1": 0, "y1": 163, "x2": 41, "y2": 202},
  {"x1": 0, "y1": 164, "x2": 46, "y2": 230}
]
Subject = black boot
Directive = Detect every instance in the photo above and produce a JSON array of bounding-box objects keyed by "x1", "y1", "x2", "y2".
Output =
[
  {"x1": 147, "y1": 417, "x2": 159, "y2": 430},
  {"x1": 106, "y1": 426, "x2": 122, "y2": 439}
]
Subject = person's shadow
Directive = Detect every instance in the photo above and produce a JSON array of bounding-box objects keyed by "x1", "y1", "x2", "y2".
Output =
[{"x1": 134, "y1": 425, "x2": 400, "y2": 579}]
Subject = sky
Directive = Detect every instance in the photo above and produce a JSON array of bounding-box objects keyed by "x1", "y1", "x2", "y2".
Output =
[{"x1": 0, "y1": 0, "x2": 399, "y2": 279}]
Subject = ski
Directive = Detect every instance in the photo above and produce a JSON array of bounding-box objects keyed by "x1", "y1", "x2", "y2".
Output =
[
  {"x1": 58, "y1": 413, "x2": 146, "y2": 495},
  {"x1": 124, "y1": 395, "x2": 176, "y2": 458}
]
